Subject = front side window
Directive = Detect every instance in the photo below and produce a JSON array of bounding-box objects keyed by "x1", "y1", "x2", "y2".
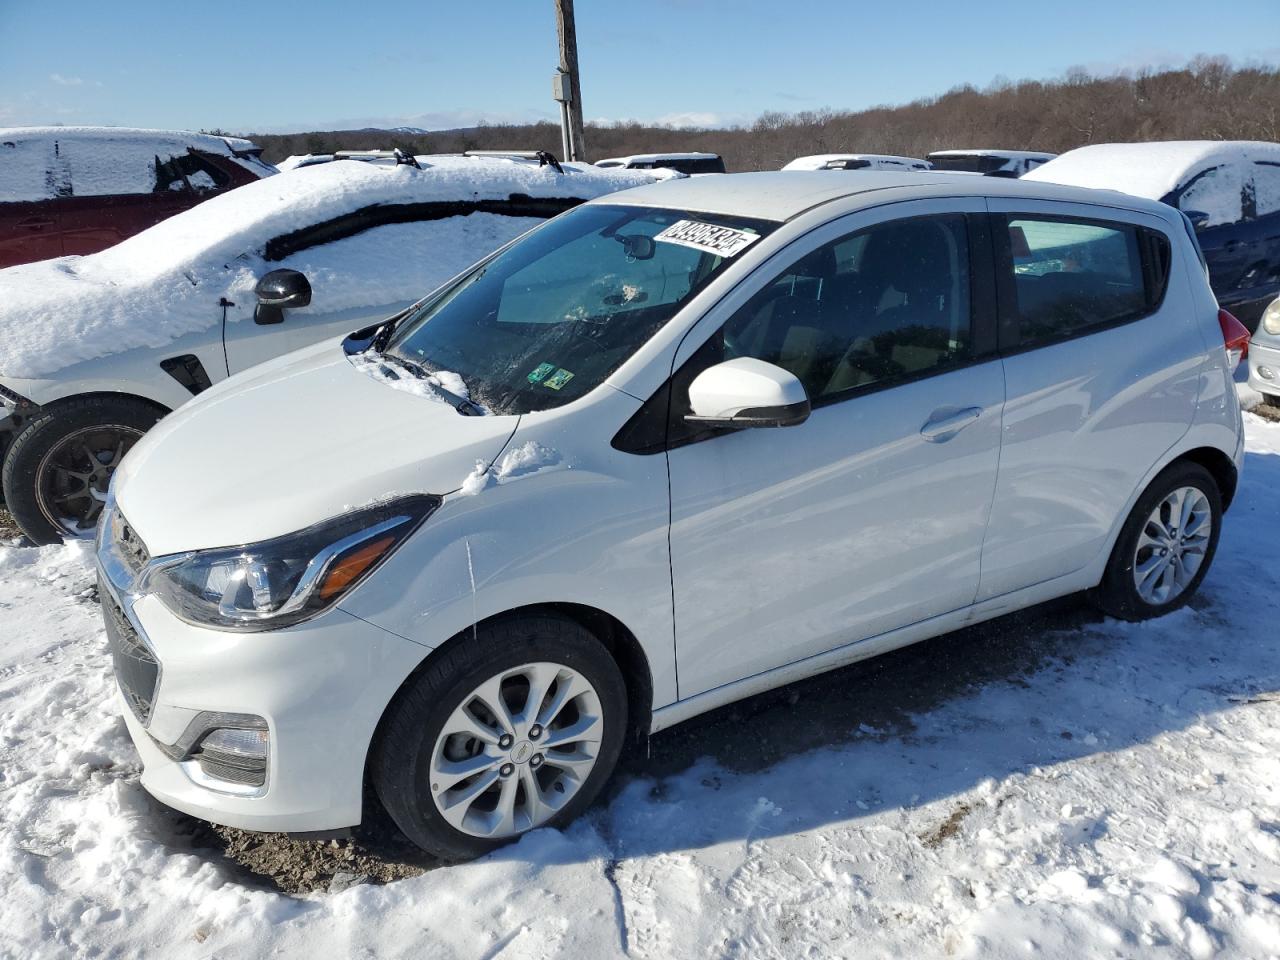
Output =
[
  {"x1": 1001, "y1": 216, "x2": 1165, "y2": 347},
  {"x1": 1254, "y1": 161, "x2": 1280, "y2": 218},
  {"x1": 1175, "y1": 164, "x2": 1244, "y2": 227},
  {"x1": 387, "y1": 204, "x2": 776, "y2": 414},
  {"x1": 729, "y1": 214, "x2": 972, "y2": 400},
  {"x1": 700, "y1": 214, "x2": 973, "y2": 405}
]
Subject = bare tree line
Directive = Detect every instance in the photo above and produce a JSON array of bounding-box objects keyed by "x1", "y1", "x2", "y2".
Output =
[{"x1": 243, "y1": 58, "x2": 1280, "y2": 171}]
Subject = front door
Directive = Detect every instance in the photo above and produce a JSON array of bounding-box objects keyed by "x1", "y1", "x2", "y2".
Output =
[{"x1": 665, "y1": 201, "x2": 1005, "y2": 697}]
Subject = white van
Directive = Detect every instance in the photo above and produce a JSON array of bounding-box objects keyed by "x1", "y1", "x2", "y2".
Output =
[{"x1": 98, "y1": 171, "x2": 1246, "y2": 860}]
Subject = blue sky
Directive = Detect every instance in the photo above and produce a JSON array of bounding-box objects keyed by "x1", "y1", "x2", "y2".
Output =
[{"x1": 2, "y1": 0, "x2": 1278, "y2": 134}]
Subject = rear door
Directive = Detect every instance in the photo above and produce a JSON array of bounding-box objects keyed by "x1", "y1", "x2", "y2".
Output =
[
  {"x1": 978, "y1": 201, "x2": 1203, "y2": 600},
  {"x1": 663, "y1": 199, "x2": 1005, "y2": 697}
]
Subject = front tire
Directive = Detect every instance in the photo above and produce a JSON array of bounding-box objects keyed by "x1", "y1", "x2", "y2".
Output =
[
  {"x1": 0, "y1": 396, "x2": 164, "y2": 545},
  {"x1": 1090, "y1": 461, "x2": 1222, "y2": 621},
  {"x1": 371, "y1": 614, "x2": 628, "y2": 861},
  {"x1": 1262, "y1": 392, "x2": 1280, "y2": 409}
]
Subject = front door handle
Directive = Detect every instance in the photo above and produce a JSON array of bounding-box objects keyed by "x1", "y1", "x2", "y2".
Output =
[
  {"x1": 17, "y1": 216, "x2": 54, "y2": 229},
  {"x1": 920, "y1": 406, "x2": 982, "y2": 442}
]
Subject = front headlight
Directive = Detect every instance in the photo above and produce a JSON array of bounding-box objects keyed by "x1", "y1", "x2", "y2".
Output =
[
  {"x1": 1262, "y1": 298, "x2": 1280, "y2": 337},
  {"x1": 146, "y1": 495, "x2": 439, "y2": 631}
]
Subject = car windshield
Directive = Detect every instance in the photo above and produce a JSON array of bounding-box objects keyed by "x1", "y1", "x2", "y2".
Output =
[{"x1": 385, "y1": 203, "x2": 777, "y2": 414}]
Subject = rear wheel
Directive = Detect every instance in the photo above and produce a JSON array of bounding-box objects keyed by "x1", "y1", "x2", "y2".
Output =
[
  {"x1": 1090, "y1": 461, "x2": 1222, "y2": 621},
  {"x1": 0, "y1": 396, "x2": 164, "y2": 545},
  {"x1": 371, "y1": 614, "x2": 628, "y2": 860}
]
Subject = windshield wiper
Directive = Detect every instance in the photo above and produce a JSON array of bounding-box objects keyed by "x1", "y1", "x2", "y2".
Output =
[{"x1": 374, "y1": 352, "x2": 487, "y2": 416}]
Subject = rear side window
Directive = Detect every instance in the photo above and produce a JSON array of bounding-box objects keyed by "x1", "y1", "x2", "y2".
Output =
[{"x1": 998, "y1": 215, "x2": 1171, "y2": 349}]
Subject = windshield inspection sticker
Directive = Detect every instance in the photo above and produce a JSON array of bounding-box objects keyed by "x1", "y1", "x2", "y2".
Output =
[
  {"x1": 527, "y1": 362, "x2": 557, "y2": 384},
  {"x1": 654, "y1": 220, "x2": 760, "y2": 258},
  {"x1": 543, "y1": 368, "x2": 575, "y2": 390}
]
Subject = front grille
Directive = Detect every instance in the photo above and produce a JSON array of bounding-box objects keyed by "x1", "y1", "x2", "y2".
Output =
[
  {"x1": 101, "y1": 588, "x2": 159, "y2": 725},
  {"x1": 112, "y1": 511, "x2": 150, "y2": 576},
  {"x1": 195, "y1": 749, "x2": 267, "y2": 787}
]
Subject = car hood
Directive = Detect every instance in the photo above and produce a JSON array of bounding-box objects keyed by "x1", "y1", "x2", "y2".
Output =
[
  {"x1": 114, "y1": 342, "x2": 518, "y2": 556},
  {"x1": 0, "y1": 254, "x2": 242, "y2": 380}
]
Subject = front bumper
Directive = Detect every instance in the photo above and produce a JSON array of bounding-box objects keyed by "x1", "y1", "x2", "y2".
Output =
[
  {"x1": 1248, "y1": 337, "x2": 1280, "y2": 400},
  {"x1": 97, "y1": 542, "x2": 429, "y2": 833}
]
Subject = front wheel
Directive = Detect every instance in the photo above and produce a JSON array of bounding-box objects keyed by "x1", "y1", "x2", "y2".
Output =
[
  {"x1": 1090, "y1": 461, "x2": 1223, "y2": 621},
  {"x1": 371, "y1": 615, "x2": 628, "y2": 860},
  {"x1": 0, "y1": 396, "x2": 164, "y2": 545}
]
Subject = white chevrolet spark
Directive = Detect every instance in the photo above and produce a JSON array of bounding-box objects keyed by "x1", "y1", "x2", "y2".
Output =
[{"x1": 98, "y1": 171, "x2": 1246, "y2": 860}]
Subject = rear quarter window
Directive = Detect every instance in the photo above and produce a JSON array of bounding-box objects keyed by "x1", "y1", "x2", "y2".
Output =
[{"x1": 998, "y1": 215, "x2": 1172, "y2": 349}]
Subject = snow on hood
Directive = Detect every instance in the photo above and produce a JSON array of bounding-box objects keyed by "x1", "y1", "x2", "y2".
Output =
[
  {"x1": 0, "y1": 158, "x2": 659, "y2": 379},
  {"x1": 113, "y1": 341, "x2": 518, "y2": 555},
  {"x1": 1022, "y1": 140, "x2": 1280, "y2": 200}
]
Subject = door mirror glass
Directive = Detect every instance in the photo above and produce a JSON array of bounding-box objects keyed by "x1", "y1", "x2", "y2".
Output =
[
  {"x1": 255, "y1": 269, "x2": 312, "y2": 325},
  {"x1": 686, "y1": 357, "x2": 810, "y2": 428}
]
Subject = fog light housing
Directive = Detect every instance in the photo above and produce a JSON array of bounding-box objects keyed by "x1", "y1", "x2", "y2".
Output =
[
  {"x1": 1257, "y1": 364, "x2": 1276, "y2": 381},
  {"x1": 193, "y1": 725, "x2": 269, "y2": 788}
]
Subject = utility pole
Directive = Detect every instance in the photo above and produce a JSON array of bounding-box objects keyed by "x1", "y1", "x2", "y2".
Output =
[{"x1": 553, "y1": 0, "x2": 586, "y2": 161}]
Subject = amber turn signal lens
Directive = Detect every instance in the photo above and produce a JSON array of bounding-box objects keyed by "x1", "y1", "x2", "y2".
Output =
[{"x1": 316, "y1": 534, "x2": 397, "y2": 603}]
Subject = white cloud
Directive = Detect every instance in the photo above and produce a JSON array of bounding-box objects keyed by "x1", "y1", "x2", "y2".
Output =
[{"x1": 49, "y1": 73, "x2": 83, "y2": 87}]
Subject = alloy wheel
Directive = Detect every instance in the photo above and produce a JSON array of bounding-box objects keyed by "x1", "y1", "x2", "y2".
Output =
[
  {"x1": 35, "y1": 424, "x2": 143, "y2": 538},
  {"x1": 428, "y1": 661, "x2": 604, "y2": 839},
  {"x1": 1132, "y1": 485, "x2": 1212, "y2": 606}
]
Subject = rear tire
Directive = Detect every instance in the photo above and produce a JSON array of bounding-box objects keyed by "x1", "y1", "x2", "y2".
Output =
[
  {"x1": 1089, "y1": 461, "x2": 1222, "y2": 621},
  {"x1": 0, "y1": 396, "x2": 164, "y2": 545},
  {"x1": 371, "y1": 614, "x2": 628, "y2": 861}
]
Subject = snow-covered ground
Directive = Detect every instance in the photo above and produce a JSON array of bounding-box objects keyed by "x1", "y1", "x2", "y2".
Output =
[{"x1": 1, "y1": 413, "x2": 1278, "y2": 959}]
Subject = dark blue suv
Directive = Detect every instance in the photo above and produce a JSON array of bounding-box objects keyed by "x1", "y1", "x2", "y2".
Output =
[{"x1": 1026, "y1": 141, "x2": 1280, "y2": 330}]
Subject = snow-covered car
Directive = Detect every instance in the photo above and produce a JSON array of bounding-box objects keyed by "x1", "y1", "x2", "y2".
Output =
[
  {"x1": 1248, "y1": 296, "x2": 1280, "y2": 405},
  {"x1": 595, "y1": 152, "x2": 725, "y2": 175},
  {"x1": 782, "y1": 154, "x2": 931, "y2": 172},
  {"x1": 926, "y1": 150, "x2": 1056, "y2": 178},
  {"x1": 1025, "y1": 141, "x2": 1280, "y2": 329},
  {"x1": 98, "y1": 170, "x2": 1245, "y2": 860},
  {"x1": 0, "y1": 127, "x2": 276, "y2": 269},
  {"x1": 0, "y1": 156, "x2": 660, "y2": 543}
]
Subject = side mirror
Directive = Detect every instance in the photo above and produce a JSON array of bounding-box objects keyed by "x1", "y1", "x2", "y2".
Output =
[
  {"x1": 1183, "y1": 209, "x2": 1210, "y2": 230},
  {"x1": 686, "y1": 357, "x2": 810, "y2": 429},
  {"x1": 254, "y1": 269, "x2": 312, "y2": 325}
]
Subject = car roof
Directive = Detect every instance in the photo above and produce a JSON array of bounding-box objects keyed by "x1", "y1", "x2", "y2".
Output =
[
  {"x1": 782, "y1": 154, "x2": 930, "y2": 171},
  {"x1": 596, "y1": 170, "x2": 1178, "y2": 223},
  {"x1": 928, "y1": 149, "x2": 1056, "y2": 160},
  {"x1": 596, "y1": 152, "x2": 721, "y2": 165},
  {"x1": 1024, "y1": 140, "x2": 1280, "y2": 199},
  {"x1": 0, "y1": 125, "x2": 259, "y2": 155}
]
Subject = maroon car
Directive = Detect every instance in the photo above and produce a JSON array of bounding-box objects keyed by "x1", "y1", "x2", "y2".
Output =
[{"x1": 0, "y1": 127, "x2": 275, "y2": 269}]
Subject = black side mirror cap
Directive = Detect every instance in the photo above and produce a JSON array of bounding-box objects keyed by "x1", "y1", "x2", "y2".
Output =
[{"x1": 255, "y1": 269, "x2": 311, "y2": 324}]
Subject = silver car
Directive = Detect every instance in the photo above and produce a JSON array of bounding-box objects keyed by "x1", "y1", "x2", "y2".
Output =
[{"x1": 1248, "y1": 297, "x2": 1280, "y2": 406}]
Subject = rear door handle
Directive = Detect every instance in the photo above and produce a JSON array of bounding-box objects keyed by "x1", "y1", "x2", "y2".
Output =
[{"x1": 920, "y1": 406, "x2": 982, "y2": 442}]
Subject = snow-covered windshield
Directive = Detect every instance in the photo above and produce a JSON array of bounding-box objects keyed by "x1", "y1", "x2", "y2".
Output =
[{"x1": 387, "y1": 204, "x2": 777, "y2": 415}]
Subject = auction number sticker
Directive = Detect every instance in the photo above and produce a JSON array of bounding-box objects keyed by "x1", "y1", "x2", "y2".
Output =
[{"x1": 654, "y1": 220, "x2": 760, "y2": 258}]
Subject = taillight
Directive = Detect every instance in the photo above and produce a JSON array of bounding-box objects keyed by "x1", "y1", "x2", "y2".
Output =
[{"x1": 1218, "y1": 308, "x2": 1250, "y2": 373}]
